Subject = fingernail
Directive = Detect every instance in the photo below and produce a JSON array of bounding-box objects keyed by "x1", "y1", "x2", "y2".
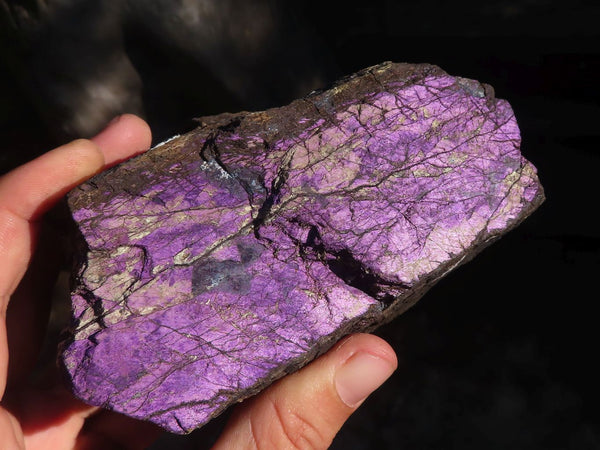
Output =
[{"x1": 335, "y1": 352, "x2": 396, "y2": 407}]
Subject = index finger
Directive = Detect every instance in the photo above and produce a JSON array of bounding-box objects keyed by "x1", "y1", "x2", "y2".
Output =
[{"x1": 0, "y1": 114, "x2": 151, "y2": 298}]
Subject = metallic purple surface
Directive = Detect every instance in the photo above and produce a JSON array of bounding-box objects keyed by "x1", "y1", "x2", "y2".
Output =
[{"x1": 62, "y1": 62, "x2": 544, "y2": 433}]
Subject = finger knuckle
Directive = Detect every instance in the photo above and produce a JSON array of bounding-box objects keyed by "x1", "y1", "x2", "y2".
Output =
[
  {"x1": 67, "y1": 138, "x2": 102, "y2": 161},
  {"x1": 266, "y1": 397, "x2": 330, "y2": 450}
]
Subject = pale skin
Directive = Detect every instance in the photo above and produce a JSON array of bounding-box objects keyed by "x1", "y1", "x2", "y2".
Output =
[{"x1": 0, "y1": 115, "x2": 398, "y2": 450}]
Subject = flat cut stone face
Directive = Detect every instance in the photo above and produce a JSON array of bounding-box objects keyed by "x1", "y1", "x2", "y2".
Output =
[{"x1": 61, "y1": 62, "x2": 544, "y2": 433}]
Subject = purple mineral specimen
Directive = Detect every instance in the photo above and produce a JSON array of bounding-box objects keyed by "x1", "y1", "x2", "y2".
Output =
[{"x1": 61, "y1": 62, "x2": 544, "y2": 433}]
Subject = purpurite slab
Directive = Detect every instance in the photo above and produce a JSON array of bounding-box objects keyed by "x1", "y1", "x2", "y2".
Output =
[{"x1": 61, "y1": 62, "x2": 544, "y2": 433}]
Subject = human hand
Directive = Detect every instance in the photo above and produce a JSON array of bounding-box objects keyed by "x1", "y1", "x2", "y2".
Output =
[
  {"x1": 0, "y1": 114, "x2": 157, "y2": 449},
  {"x1": 0, "y1": 115, "x2": 397, "y2": 449},
  {"x1": 212, "y1": 333, "x2": 398, "y2": 449}
]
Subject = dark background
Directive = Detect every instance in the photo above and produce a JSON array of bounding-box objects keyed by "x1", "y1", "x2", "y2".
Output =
[{"x1": 1, "y1": 1, "x2": 599, "y2": 448}]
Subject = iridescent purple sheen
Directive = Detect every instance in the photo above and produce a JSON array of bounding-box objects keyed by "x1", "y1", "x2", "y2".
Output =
[{"x1": 62, "y1": 62, "x2": 543, "y2": 433}]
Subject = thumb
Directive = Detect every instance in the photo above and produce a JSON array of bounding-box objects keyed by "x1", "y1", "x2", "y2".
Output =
[{"x1": 213, "y1": 333, "x2": 397, "y2": 449}]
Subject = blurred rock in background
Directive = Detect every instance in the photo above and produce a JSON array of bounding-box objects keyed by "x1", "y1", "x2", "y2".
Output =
[
  {"x1": 1, "y1": 1, "x2": 599, "y2": 449},
  {"x1": 0, "y1": 0, "x2": 334, "y2": 170}
]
